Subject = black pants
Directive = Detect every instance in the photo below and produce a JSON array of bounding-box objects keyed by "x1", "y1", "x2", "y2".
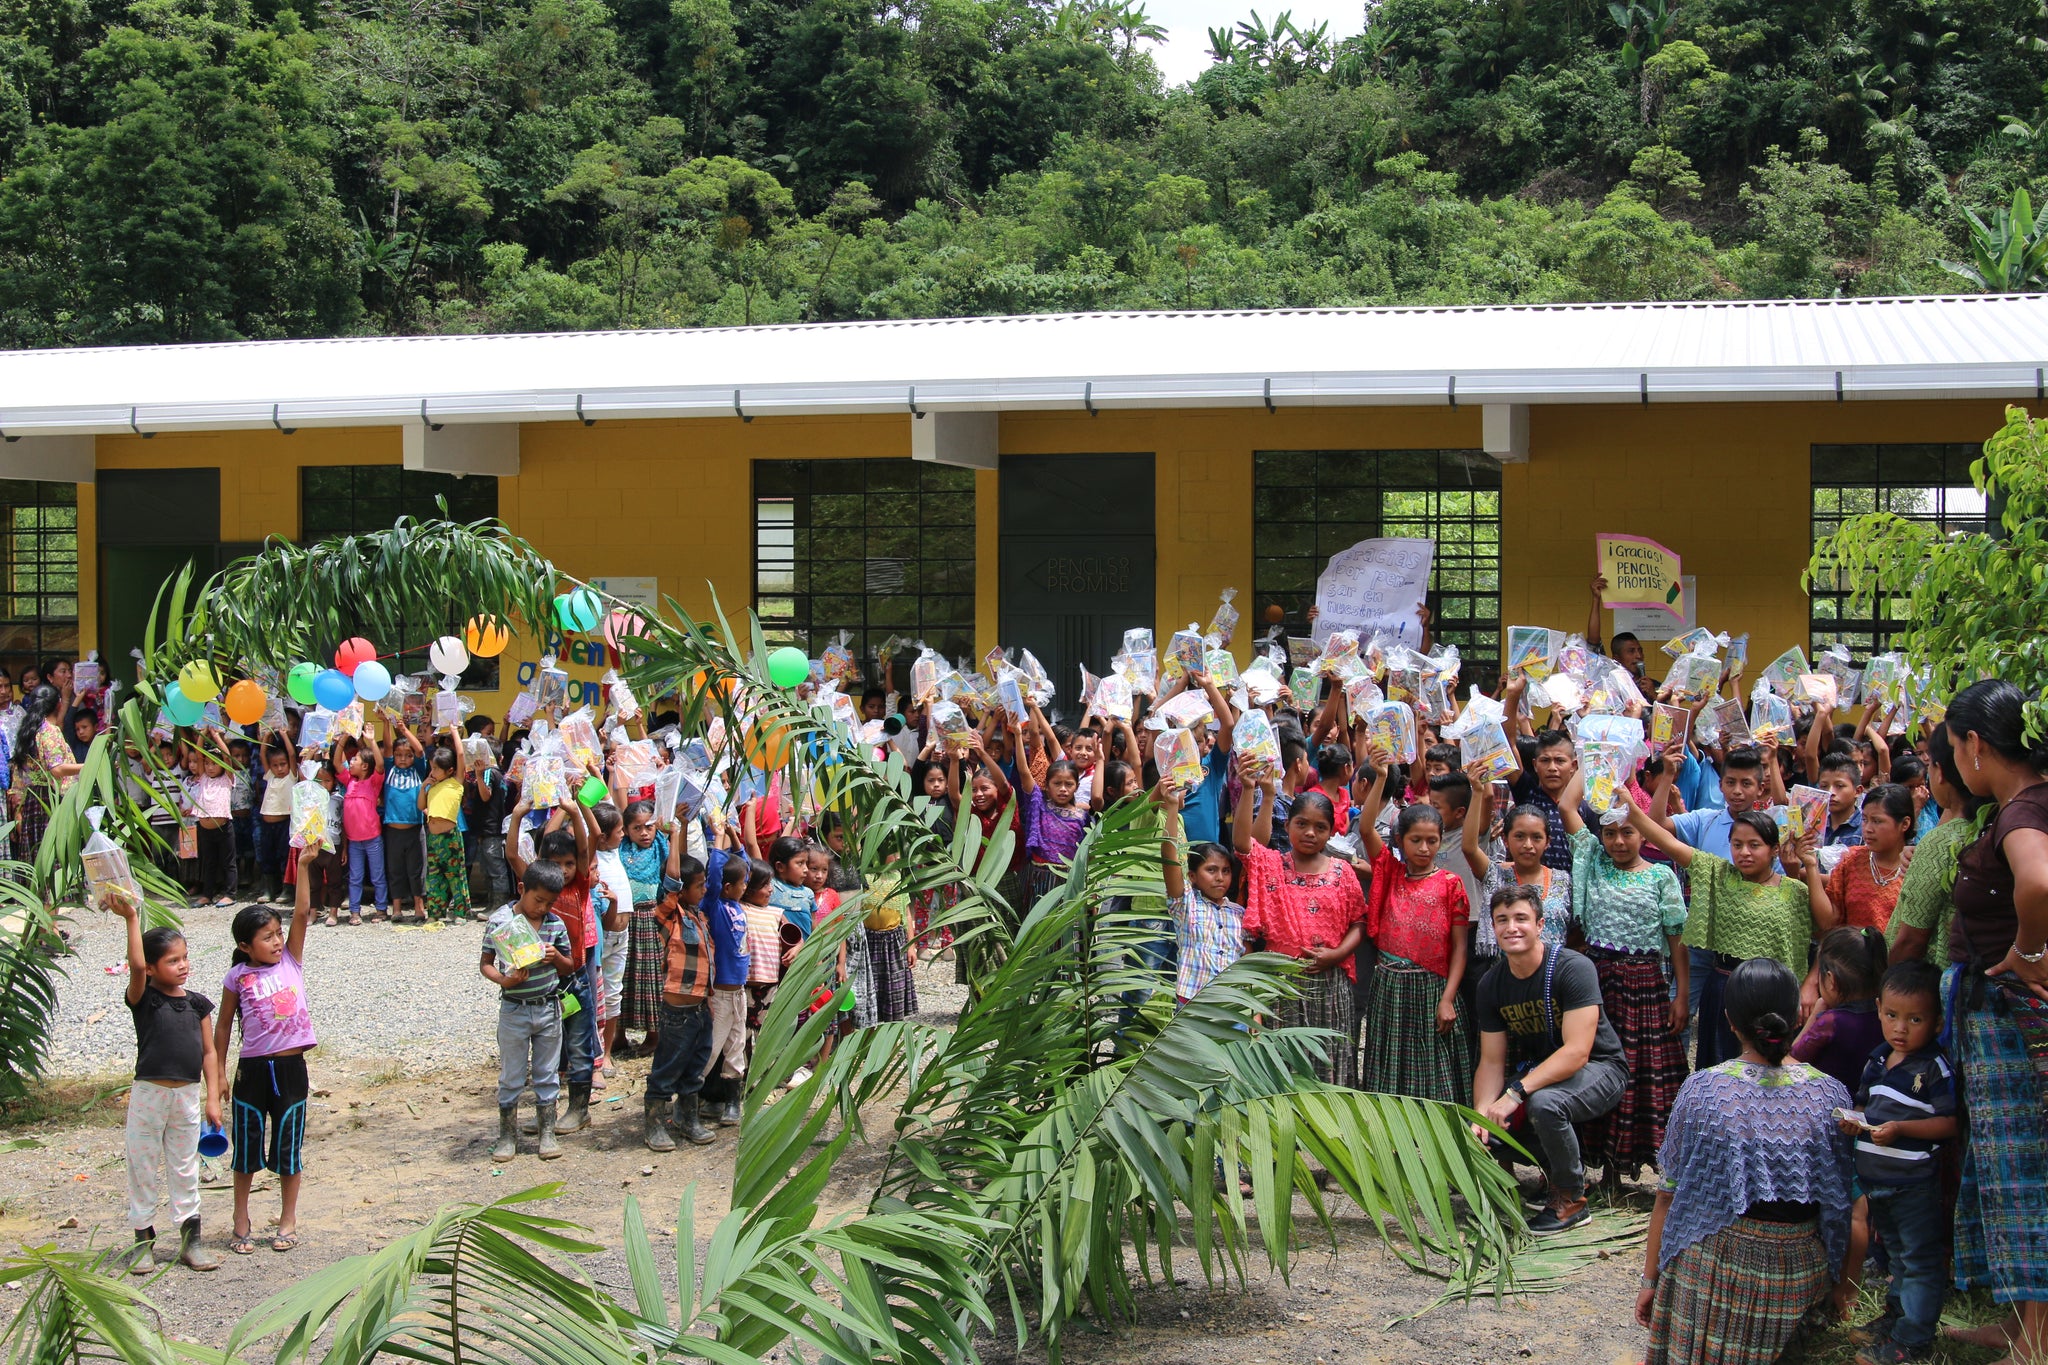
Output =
[
  {"x1": 647, "y1": 1001, "x2": 713, "y2": 1103},
  {"x1": 196, "y1": 823, "x2": 234, "y2": 900}
]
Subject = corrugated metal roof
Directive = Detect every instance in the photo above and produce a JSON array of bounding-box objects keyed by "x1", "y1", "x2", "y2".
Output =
[{"x1": 1, "y1": 295, "x2": 2044, "y2": 434}]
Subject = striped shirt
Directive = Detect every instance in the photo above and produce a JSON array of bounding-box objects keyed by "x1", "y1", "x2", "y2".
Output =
[
  {"x1": 744, "y1": 904, "x2": 783, "y2": 984},
  {"x1": 1172, "y1": 888, "x2": 1244, "y2": 1000},
  {"x1": 655, "y1": 901, "x2": 713, "y2": 1003},
  {"x1": 1853, "y1": 1045, "x2": 1955, "y2": 1185}
]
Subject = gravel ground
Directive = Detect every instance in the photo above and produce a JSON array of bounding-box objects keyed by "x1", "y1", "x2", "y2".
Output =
[{"x1": 46, "y1": 903, "x2": 972, "y2": 1079}]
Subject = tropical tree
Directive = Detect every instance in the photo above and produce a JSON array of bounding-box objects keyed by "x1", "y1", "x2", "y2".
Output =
[
  {"x1": 10, "y1": 516, "x2": 1536, "y2": 1363},
  {"x1": 1943, "y1": 186, "x2": 2048, "y2": 292}
]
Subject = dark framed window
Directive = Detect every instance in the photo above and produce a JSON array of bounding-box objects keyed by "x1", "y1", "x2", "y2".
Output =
[
  {"x1": 0, "y1": 480, "x2": 78, "y2": 676},
  {"x1": 1810, "y1": 444, "x2": 1986, "y2": 656},
  {"x1": 1253, "y1": 450, "x2": 1502, "y2": 689},
  {"x1": 299, "y1": 466, "x2": 501, "y2": 688},
  {"x1": 754, "y1": 459, "x2": 976, "y2": 677}
]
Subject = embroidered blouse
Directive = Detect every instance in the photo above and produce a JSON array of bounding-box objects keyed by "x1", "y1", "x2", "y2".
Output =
[
  {"x1": 1679, "y1": 853, "x2": 1814, "y2": 973},
  {"x1": 1657, "y1": 1060, "x2": 1857, "y2": 1275},
  {"x1": 1364, "y1": 845, "x2": 1468, "y2": 980},
  {"x1": 1476, "y1": 863, "x2": 1573, "y2": 957},
  {"x1": 1021, "y1": 787, "x2": 1090, "y2": 865},
  {"x1": 1823, "y1": 846, "x2": 1905, "y2": 933},
  {"x1": 1566, "y1": 827, "x2": 1686, "y2": 957},
  {"x1": 1885, "y1": 817, "x2": 1968, "y2": 969},
  {"x1": 1240, "y1": 840, "x2": 1368, "y2": 981}
]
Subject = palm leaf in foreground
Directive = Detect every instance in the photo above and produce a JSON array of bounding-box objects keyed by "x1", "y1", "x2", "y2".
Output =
[{"x1": 0, "y1": 1243, "x2": 224, "y2": 1364}]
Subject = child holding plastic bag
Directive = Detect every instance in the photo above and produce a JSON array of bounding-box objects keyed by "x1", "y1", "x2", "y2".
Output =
[
  {"x1": 1016, "y1": 695, "x2": 1093, "y2": 905},
  {"x1": 113, "y1": 886, "x2": 222, "y2": 1272},
  {"x1": 1356, "y1": 744, "x2": 1471, "y2": 1105}
]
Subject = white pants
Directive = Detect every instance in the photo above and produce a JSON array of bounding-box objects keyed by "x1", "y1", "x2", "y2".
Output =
[
  {"x1": 126, "y1": 1080, "x2": 201, "y2": 1231},
  {"x1": 704, "y1": 986, "x2": 748, "y2": 1081},
  {"x1": 601, "y1": 924, "x2": 629, "y2": 1022}
]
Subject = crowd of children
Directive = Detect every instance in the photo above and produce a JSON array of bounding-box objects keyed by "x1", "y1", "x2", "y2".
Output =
[{"x1": 94, "y1": 582, "x2": 2048, "y2": 1365}]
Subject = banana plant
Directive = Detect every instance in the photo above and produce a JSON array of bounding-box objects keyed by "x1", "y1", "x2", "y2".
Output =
[{"x1": 1944, "y1": 185, "x2": 2048, "y2": 292}]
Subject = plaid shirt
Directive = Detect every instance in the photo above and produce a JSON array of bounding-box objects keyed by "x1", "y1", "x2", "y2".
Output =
[
  {"x1": 654, "y1": 901, "x2": 713, "y2": 1003},
  {"x1": 1172, "y1": 888, "x2": 1245, "y2": 1001}
]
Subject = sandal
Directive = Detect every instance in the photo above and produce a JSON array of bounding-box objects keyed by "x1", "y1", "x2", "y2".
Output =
[
  {"x1": 271, "y1": 1230, "x2": 299, "y2": 1253},
  {"x1": 229, "y1": 1234, "x2": 258, "y2": 1256},
  {"x1": 324, "y1": 912, "x2": 338, "y2": 928},
  {"x1": 348, "y1": 912, "x2": 362, "y2": 927}
]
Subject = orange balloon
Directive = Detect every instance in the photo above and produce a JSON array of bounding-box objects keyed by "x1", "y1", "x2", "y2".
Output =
[
  {"x1": 744, "y1": 719, "x2": 796, "y2": 769},
  {"x1": 223, "y1": 679, "x2": 268, "y2": 726},
  {"x1": 465, "y1": 616, "x2": 511, "y2": 658},
  {"x1": 1263, "y1": 603, "x2": 1286, "y2": 624},
  {"x1": 688, "y1": 669, "x2": 738, "y2": 705}
]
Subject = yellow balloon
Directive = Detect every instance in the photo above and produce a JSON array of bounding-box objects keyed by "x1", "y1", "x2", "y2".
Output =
[
  {"x1": 177, "y1": 659, "x2": 222, "y2": 704},
  {"x1": 744, "y1": 719, "x2": 796, "y2": 769},
  {"x1": 464, "y1": 615, "x2": 511, "y2": 659}
]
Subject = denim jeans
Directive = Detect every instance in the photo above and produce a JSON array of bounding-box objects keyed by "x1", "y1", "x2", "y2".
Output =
[
  {"x1": 562, "y1": 965, "x2": 596, "y2": 1087},
  {"x1": 255, "y1": 818, "x2": 290, "y2": 887},
  {"x1": 496, "y1": 998, "x2": 562, "y2": 1106},
  {"x1": 1867, "y1": 1180, "x2": 1945, "y2": 1349},
  {"x1": 1516, "y1": 1057, "x2": 1628, "y2": 1195},
  {"x1": 646, "y1": 1000, "x2": 713, "y2": 1104},
  {"x1": 347, "y1": 835, "x2": 388, "y2": 912}
]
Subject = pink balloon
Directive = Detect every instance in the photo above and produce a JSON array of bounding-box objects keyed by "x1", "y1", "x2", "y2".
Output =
[{"x1": 603, "y1": 609, "x2": 647, "y2": 651}]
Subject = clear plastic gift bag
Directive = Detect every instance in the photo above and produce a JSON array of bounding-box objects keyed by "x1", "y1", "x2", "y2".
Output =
[
  {"x1": 559, "y1": 707, "x2": 605, "y2": 774},
  {"x1": 822, "y1": 631, "x2": 860, "y2": 686},
  {"x1": 1344, "y1": 674, "x2": 1385, "y2": 718},
  {"x1": 536, "y1": 656, "x2": 569, "y2": 710},
  {"x1": 1204, "y1": 648, "x2": 1240, "y2": 688},
  {"x1": 1157, "y1": 726, "x2": 1206, "y2": 792},
  {"x1": 1651, "y1": 702, "x2": 1692, "y2": 753},
  {"x1": 1241, "y1": 655, "x2": 1284, "y2": 705},
  {"x1": 1163, "y1": 625, "x2": 1206, "y2": 684},
  {"x1": 1095, "y1": 674, "x2": 1134, "y2": 721},
  {"x1": 1760, "y1": 647, "x2": 1810, "y2": 698},
  {"x1": 1706, "y1": 696, "x2": 1752, "y2": 749},
  {"x1": 1123, "y1": 626, "x2": 1155, "y2": 658},
  {"x1": 1661, "y1": 628, "x2": 1729, "y2": 660},
  {"x1": 1581, "y1": 742, "x2": 1629, "y2": 814},
  {"x1": 298, "y1": 708, "x2": 334, "y2": 752},
  {"x1": 505, "y1": 691, "x2": 539, "y2": 726},
  {"x1": 1749, "y1": 684, "x2": 1793, "y2": 748},
  {"x1": 1506, "y1": 626, "x2": 1563, "y2": 681},
  {"x1": 1364, "y1": 700, "x2": 1419, "y2": 765},
  {"x1": 1234, "y1": 709, "x2": 1282, "y2": 783},
  {"x1": 525, "y1": 752, "x2": 565, "y2": 809},
  {"x1": 1459, "y1": 719, "x2": 1517, "y2": 780},
  {"x1": 289, "y1": 778, "x2": 329, "y2": 851},
  {"x1": 931, "y1": 700, "x2": 974, "y2": 754},
  {"x1": 998, "y1": 674, "x2": 1029, "y2": 723},
  {"x1": 1786, "y1": 784, "x2": 1830, "y2": 843},
  {"x1": 80, "y1": 807, "x2": 142, "y2": 915},
  {"x1": 489, "y1": 915, "x2": 547, "y2": 971},
  {"x1": 1207, "y1": 588, "x2": 1240, "y2": 649},
  {"x1": 605, "y1": 670, "x2": 641, "y2": 721},
  {"x1": 1662, "y1": 648, "x2": 1721, "y2": 706},
  {"x1": 1289, "y1": 667, "x2": 1317, "y2": 702},
  {"x1": 1317, "y1": 630, "x2": 1361, "y2": 678},
  {"x1": 1155, "y1": 689, "x2": 1216, "y2": 731}
]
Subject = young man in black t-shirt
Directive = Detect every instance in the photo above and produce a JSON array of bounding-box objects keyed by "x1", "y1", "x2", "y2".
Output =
[{"x1": 1471, "y1": 883, "x2": 1630, "y2": 1235}]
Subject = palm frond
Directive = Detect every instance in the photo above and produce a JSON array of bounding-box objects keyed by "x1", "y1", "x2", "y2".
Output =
[{"x1": 0, "y1": 1243, "x2": 226, "y2": 1364}]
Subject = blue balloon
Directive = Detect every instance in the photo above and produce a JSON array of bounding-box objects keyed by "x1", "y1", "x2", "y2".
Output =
[
  {"x1": 352, "y1": 659, "x2": 393, "y2": 701},
  {"x1": 313, "y1": 668, "x2": 355, "y2": 712},
  {"x1": 163, "y1": 681, "x2": 203, "y2": 727}
]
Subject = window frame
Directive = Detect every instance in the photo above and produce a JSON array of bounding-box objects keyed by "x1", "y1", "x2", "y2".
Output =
[
  {"x1": 1809, "y1": 443, "x2": 1986, "y2": 658},
  {"x1": 1252, "y1": 449, "x2": 1502, "y2": 689},
  {"x1": 0, "y1": 480, "x2": 79, "y2": 676}
]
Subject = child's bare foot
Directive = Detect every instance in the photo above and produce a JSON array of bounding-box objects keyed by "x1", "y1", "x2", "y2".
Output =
[{"x1": 1945, "y1": 1315, "x2": 2019, "y2": 1350}]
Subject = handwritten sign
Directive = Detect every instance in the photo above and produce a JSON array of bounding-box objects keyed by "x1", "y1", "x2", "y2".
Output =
[
  {"x1": 1596, "y1": 534, "x2": 1683, "y2": 619},
  {"x1": 1312, "y1": 537, "x2": 1434, "y2": 646}
]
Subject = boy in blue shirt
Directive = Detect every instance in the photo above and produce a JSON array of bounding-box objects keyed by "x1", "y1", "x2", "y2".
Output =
[
  {"x1": 382, "y1": 722, "x2": 431, "y2": 923},
  {"x1": 1841, "y1": 960, "x2": 1957, "y2": 1365},
  {"x1": 699, "y1": 830, "x2": 752, "y2": 1128}
]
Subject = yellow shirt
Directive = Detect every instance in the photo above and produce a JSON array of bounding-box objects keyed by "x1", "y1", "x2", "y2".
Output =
[
  {"x1": 424, "y1": 777, "x2": 463, "y2": 824},
  {"x1": 864, "y1": 868, "x2": 908, "y2": 932}
]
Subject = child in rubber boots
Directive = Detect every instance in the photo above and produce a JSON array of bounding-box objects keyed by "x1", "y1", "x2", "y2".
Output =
[
  {"x1": 112, "y1": 894, "x2": 222, "y2": 1272},
  {"x1": 481, "y1": 862, "x2": 574, "y2": 1160},
  {"x1": 644, "y1": 860, "x2": 717, "y2": 1152}
]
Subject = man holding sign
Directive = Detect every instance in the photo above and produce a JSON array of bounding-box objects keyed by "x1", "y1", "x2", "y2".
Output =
[
  {"x1": 1594, "y1": 534, "x2": 1683, "y2": 617},
  {"x1": 1312, "y1": 537, "x2": 1435, "y2": 647}
]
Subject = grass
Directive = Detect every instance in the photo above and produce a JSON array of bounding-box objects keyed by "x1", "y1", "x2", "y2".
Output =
[{"x1": 0, "y1": 1073, "x2": 131, "y2": 1134}]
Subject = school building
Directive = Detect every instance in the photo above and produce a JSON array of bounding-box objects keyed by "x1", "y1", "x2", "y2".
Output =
[{"x1": 0, "y1": 294, "x2": 2040, "y2": 711}]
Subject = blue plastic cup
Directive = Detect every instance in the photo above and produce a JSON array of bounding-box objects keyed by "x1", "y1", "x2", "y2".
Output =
[{"x1": 197, "y1": 1120, "x2": 229, "y2": 1159}]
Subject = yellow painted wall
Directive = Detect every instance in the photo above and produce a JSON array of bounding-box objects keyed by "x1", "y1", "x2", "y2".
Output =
[
  {"x1": 73, "y1": 398, "x2": 2029, "y2": 709},
  {"x1": 1503, "y1": 399, "x2": 2031, "y2": 673}
]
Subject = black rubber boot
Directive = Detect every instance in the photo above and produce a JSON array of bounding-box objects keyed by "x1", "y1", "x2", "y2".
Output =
[
  {"x1": 178, "y1": 1216, "x2": 220, "y2": 1271},
  {"x1": 535, "y1": 1100, "x2": 563, "y2": 1160},
  {"x1": 492, "y1": 1105, "x2": 518, "y2": 1161},
  {"x1": 643, "y1": 1098, "x2": 676, "y2": 1152},
  {"x1": 125, "y1": 1226, "x2": 155, "y2": 1276},
  {"x1": 675, "y1": 1094, "x2": 715, "y2": 1146},
  {"x1": 556, "y1": 1081, "x2": 592, "y2": 1135}
]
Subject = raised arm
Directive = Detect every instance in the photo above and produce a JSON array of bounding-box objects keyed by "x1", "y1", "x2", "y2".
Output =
[
  {"x1": 1463, "y1": 767, "x2": 1494, "y2": 878},
  {"x1": 116, "y1": 889, "x2": 147, "y2": 1006},
  {"x1": 1159, "y1": 783, "x2": 1187, "y2": 900},
  {"x1": 1586, "y1": 575, "x2": 1607, "y2": 655},
  {"x1": 1232, "y1": 767, "x2": 1271, "y2": 853},
  {"x1": 1357, "y1": 747, "x2": 1393, "y2": 861},
  {"x1": 1198, "y1": 672, "x2": 1235, "y2": 750},
  {"x1": 1625, "y1": 790, "x2": 1696, "y2": 866},
  {"x1": 286, "y1": 845, "x2": 312, "y2": 961},
  {"x1": 1557, "y1": 765, "x2": 1588, "y2": 836}
]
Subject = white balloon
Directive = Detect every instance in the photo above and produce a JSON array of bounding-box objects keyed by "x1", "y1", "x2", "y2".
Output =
[{"x1": 429, "y1": 635, "x2": 470, "y2": 676}]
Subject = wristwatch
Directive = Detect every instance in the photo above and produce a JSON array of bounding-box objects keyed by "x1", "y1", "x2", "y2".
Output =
[{"x1": 1505, "y1": 1080, "x2": 1528, "y2": 1102}]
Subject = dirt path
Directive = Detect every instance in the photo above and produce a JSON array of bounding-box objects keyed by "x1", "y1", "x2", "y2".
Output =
[{"x1": 0, "y1": 1056, "x2": 1662, "y2": 1362}]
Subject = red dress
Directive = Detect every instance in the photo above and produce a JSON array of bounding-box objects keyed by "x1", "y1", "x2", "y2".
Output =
[
  {"x1": 1364, "y1": 847, "x2": 1468, "y2": 979},
  {"x1": 1240, "y1": 841, "x2": 1368, "y2": 979}
]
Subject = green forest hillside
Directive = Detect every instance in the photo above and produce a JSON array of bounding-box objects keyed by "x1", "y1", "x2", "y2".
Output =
[{"x1": 4, "y1": 0, "x2": 2047, "y2": 345}]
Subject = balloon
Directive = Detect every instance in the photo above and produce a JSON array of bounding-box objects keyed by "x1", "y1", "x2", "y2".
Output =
[
  {"x1": 223, "y1": 680, "x2": 268, "y2": 726},
  {"x1": 603, "y1": 609, "x2": 647, "y2": 652},
  {"x1": 766, "y1": 646, "x2": 810, "y2": 689},
  {"x1": 286, "y1": 662, "x2": 319, "y2": 705},
  {"x1": 177, "y1": 659, "x2": 221, "y2": 704},
  {"x1": 335, "y1": 637, "x2": 378, "y2": 676},
  {"x1": 552, "y1": 589, "x2": 601, "y2": 633},
  {"x1": 428, "y1": 635, "x2": 470, "y2": 676},
  {"x1": 687, "y1": 670, "x2": 736, "y2": 705},
  {"x1": 313, "y1": 668, "x2": 355, "y2": 712},
  {"x1": 465, "y1": 615, "x2": 510, "y2": 658},
  {"x1": 162, "y1": 681, "x2": 203, "y2": 727},
  {"x1": 577, "y1": 775, "x2": 608, "y2": 807},
  {"x1": 352, "y1": 660, "x2": 393, "y2": 702},
  {"x1": 743, "y1": 719, "x2": 796, "y2": 769}
]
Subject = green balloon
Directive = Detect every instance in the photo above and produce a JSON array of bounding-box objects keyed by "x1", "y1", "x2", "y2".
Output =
[
  {"x1": 766, "y1": 646, "x2": 810, "y2": 689},
  {"x1": 286, "y1": 661, "x2": 319, "y2": 705}
]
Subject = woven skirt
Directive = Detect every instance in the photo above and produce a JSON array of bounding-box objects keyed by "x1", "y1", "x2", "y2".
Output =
[
  {"x1": 843, "y1": 923, "x2": 878, "y2": 1031},
  {"x1": 1272, "y1": 965, "x2": 1358, "y2": 1088},
  {"x1": 621, "y1": 908, "x2": 667, "y2": 1036},
  {"x1": 867, "y1": 925, "x2": 919, "y2": 1022},
  {"x1": 1584, "y1": 947, "x2": 1683, "y2": 1180},
  {"x1": 1949, "y1": 966, "x2": 2048, "y2": 1301},
  {"x1": 1359, "y1": 960, "x2": 1467, "y2": 1104},
  {"x1": 1646, "y1": 1216, "x2": 1829, "y2": 1365}
]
